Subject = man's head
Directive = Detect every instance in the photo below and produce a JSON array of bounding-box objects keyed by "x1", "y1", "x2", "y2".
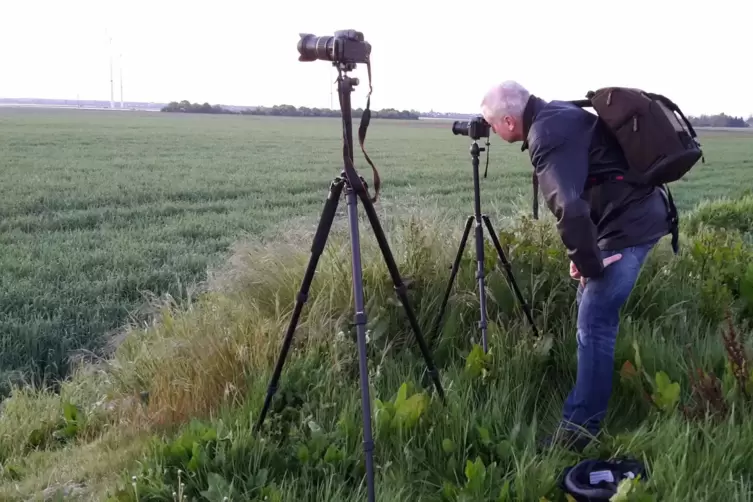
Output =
[{"x1": 480, "y1": 80, "x2": 531, "y2": 143}]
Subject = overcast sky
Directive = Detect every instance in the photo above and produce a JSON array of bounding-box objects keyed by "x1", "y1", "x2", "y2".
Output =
[{"x1": 2, "y1": 0, "x2": 750, "y2": 117}]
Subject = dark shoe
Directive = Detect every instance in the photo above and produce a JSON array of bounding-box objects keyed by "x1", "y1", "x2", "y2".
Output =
[{"x1": 538, "y1": 428, "x2": 594, "y2": 454}]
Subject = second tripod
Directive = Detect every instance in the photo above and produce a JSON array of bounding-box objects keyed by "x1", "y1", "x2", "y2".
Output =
[{"x1": 432, "y1": 138, "x2": 540, "y2": 352}]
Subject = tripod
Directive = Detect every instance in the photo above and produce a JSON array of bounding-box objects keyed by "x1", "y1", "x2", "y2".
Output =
[
  {"x1": 254, "y1": 63, "x2": 446, "y2": 502},
  {"x1": 431, "y1": 138, "x2": 540, "y2": 353}
]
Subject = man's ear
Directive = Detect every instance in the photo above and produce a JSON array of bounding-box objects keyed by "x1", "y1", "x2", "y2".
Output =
[{"x1": 504, "y1": 115, "x2": 515, "y2": 131}]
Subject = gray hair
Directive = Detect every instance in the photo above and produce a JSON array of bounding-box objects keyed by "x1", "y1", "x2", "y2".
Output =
[{"x1": 480, "y1": 80, "x2": 531, "y2": 121}]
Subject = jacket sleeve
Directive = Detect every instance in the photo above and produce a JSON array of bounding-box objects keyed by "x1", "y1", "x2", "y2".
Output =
[{"x1": 528, "y1": 130, "x2": 604, "y2": 278}]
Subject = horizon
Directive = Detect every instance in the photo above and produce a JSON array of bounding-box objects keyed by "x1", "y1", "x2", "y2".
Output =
[
  {"x1": 2, "y1": 96, "x2": 753, "y2": 119},
  {"x1": 2, "y1": 0, "x2": 750, "y2": 118}
]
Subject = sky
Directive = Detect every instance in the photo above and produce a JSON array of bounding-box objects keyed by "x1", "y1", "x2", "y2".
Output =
[{"x1": 2, "y1": 0, "x2": 750, "y2": 117}]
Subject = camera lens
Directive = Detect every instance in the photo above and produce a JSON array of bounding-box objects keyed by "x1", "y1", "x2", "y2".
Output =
[
  {"x1": 452, "y1": 121, "x2": 469, "y2": 136},
  {"x1": 298, "y1": 34, "x2": 335, "y2": 62}
]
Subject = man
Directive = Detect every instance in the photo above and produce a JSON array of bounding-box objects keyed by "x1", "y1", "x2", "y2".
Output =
[{"x1": 479, "y1": 80, "x2": 672, "y2": 451}]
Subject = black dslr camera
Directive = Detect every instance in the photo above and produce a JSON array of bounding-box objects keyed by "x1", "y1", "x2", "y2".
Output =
[
  {"x1": 452, "y1": 115, "x2": 491, "y2": 140},
  {"x1": 297, "y1": 30, "x2": 371, "y2": 67}
]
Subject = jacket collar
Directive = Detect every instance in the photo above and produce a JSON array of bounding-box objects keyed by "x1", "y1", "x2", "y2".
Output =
[{"x1": 520, "y1": 95, "x2": 545, "y2": 152}]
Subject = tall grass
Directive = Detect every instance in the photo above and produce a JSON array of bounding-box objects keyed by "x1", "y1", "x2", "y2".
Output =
[{"x1": 2, "y1": 199, "x2": 753, "y2": 501}]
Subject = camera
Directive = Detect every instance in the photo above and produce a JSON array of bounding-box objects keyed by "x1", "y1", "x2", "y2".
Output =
[
  {"x1": 297, "y1": 30, "x2": 371, "y2": 66},
  {"x1": 452, "y1": 116, "x2": 491, "y2": 140}
]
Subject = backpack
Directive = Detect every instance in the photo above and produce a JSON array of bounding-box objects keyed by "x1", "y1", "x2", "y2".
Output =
[
  {"x1": 530, "y1": 87, "x2": 705, "y2": 254},
  {"x1": 573, "y1": 87, "x2": 704, "y2": 186}
]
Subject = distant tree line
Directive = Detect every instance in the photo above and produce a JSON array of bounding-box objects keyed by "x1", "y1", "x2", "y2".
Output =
[
  {"x1": 688, "y1": 113, "x2": 752, "y2": 128},
  {"x1": 161, "y1": 100, "x2": 236, "y2": 114},
  {"x1": 161, "y1": 100, "x2": 752, "y2": 127},
  {"x1": 161, "y1": 100, "x2": 419, "y2": 120},
  {"x1": 247, "y1": 105, "x2": 419, "y2": 120}
]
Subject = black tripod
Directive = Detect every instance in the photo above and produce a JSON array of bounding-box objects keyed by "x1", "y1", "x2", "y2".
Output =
[
  {"x1": 431, "y1": 137, "x2": 540, "y2": 352},
  {"x1": 253, "y1": 63, "x2": 446, "y2": 502}
]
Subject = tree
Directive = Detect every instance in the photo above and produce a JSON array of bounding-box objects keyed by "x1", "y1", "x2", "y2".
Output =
[
  {"x1": 160, "y1": 100, "x2": 234, "y2": 114},
  {"x1": 688, "y1": 113, "x2": 750, "y2": 128}
]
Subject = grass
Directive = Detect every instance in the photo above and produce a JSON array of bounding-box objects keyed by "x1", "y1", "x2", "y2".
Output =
[
  {"x1": 1, "y1": 108, "x2": 753, "y2": 501},
  {"x1": 2, "y1": 108, "x2": 752, "y2": 393}
]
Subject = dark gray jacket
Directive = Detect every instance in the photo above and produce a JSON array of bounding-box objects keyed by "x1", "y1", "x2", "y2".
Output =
[{"x1": 521, "y1": 95, "x2": 671, "y2": 278}]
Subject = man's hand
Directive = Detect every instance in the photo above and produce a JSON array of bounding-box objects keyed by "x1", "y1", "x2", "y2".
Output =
[{"x1": 570, "y1": 254, "x2": 622, "y2": 287}]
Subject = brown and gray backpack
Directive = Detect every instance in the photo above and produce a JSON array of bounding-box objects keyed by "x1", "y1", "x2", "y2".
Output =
[{"x1": 573, "y1": 87, "x2": 704, "y2": 186}]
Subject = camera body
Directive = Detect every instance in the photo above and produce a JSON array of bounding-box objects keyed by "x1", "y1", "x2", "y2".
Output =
[
  {"x1": 298, "y1": 30, "x2": 371, "y2": 66},
  {"x1": 452, "y1": 116, "x2": 491, "y2": 140}
]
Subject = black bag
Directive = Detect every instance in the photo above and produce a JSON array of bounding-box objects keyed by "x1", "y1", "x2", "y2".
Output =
[{"x1": 559, "y1": 457, "x2": 649, "y2": 502}]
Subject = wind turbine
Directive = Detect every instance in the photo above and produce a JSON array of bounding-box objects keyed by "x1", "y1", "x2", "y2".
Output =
[
  {"x1": 106, "y1": 29, "x2": 115, "y2": 109},
  {"x1": 119, "y1": 53, "x2": 124, "y2": 109}
]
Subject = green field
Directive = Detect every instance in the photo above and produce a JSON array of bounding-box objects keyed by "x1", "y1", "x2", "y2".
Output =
[
  {"x1": 2, "y1": 108, "x2": 752, "y2": 388},
  {"x1": 2, "y1": 108, "x2": 753, "y2": 501}
]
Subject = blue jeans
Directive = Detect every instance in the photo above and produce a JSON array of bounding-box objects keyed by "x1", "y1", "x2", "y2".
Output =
[{"x1": 561, "y1": 239, "x2": 658, "y2": 436}]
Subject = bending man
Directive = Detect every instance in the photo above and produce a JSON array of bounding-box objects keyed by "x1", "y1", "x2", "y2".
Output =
[{"x1": 480, "y1": 80, "x2": 671, "y2": 451}]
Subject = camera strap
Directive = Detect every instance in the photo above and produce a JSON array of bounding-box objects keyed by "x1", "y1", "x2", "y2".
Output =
[
  {"x1": 357, "y1": 60, "x2": 381, "y2": 203},
  {"x1": 483, "y1": 138, "x2": 490, "y2": 178}
]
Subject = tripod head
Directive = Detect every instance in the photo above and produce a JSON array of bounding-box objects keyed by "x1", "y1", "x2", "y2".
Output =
[
  {"x1": 334, "y1": 60, "x2": 358, "y2": 74},
  {"x1": 470, "y1": 138, "x2": 486, "y2": 156}
]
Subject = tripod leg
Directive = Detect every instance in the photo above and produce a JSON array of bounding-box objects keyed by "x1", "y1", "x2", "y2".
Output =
[
  {"x1": 344, "y1": 185, "x2": 376, "y2": 502},
  {"x1": 355, "y1": 188, "x2": 446, "y2": 403},
  {"x1": 430, "y1": 215, "x2": 473, "y2": 340},
  {"x1": 482, "y1": 215, "x2": 540, "y2": 338},
  {"x1": 254, "y1": 177, "x2": 345, "y2": 433},
  {"x1": 474, "y1": 215, "x2": 490, "y2": 353}
]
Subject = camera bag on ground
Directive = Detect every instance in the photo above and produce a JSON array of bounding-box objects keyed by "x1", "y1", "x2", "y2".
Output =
[
  {"x1": 531, "y1": 87, "x2": 705, "y2": 254},
  {"x1": 559, "y1": 456, "x2": 649, "y2": 501}
]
